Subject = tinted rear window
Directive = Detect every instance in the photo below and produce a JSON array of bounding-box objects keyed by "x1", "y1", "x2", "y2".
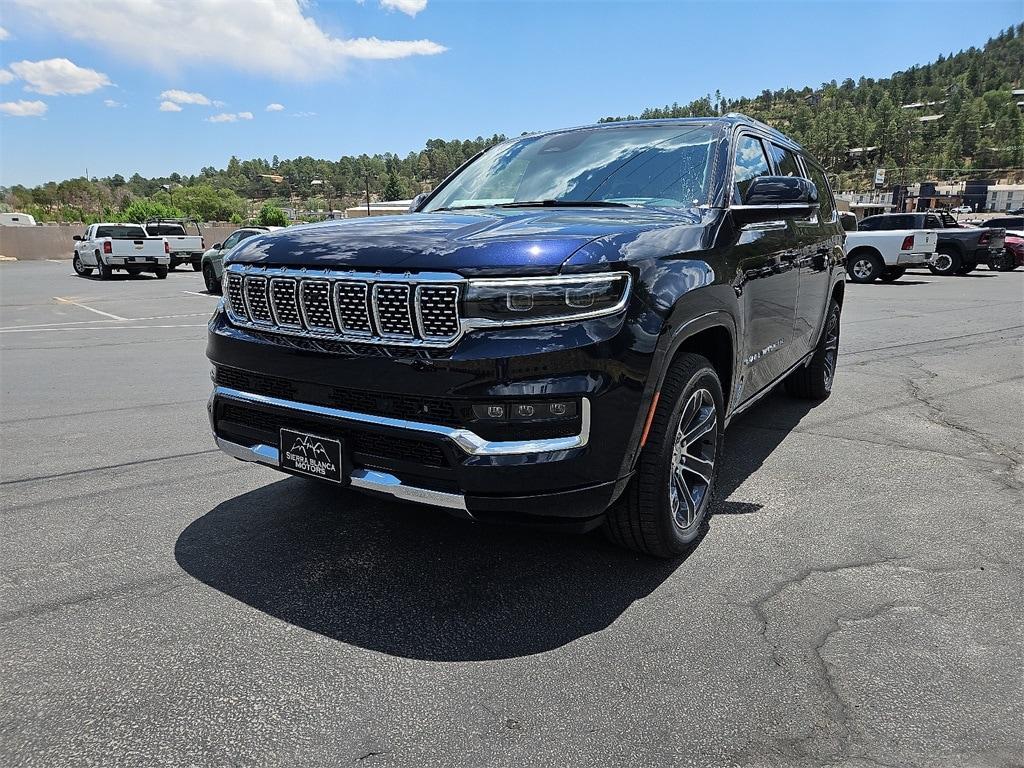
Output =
[
  {"x1": 147, "y1": 224, "x2": 187, "y2": 235},
  {"x1": 96, "y1": 225, "x2": 147, "y2": 239},
  {"x1": 859, "y1": 215, "x2": 915, "y2": 231}
]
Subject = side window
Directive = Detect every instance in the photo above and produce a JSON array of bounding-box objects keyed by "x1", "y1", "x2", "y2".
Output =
[
  {"x1": 768, "y1": 143, "x2": 802, "y2": 177},
  {"x1": 733, "y1": 135, "x2": 771, "y2": 202},
  {"x1": 221, "y1": 232, "x2": 242, "y2": 250},
  {"x1": 805, "y1": 163, "x2": 835, "y2": 221},
  {"x1": 237, "y1": 230, "x2": 258, "y2": 243}
]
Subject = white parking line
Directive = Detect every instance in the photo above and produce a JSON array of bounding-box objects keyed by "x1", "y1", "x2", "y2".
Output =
[
  {"x1": 0, "y1": 323, "x2": 208, "y2": 334},
  {"x1": 182, "y1": 290, "x2": 217, "y2": 298},
  {"x1": 0, "y1": 312, "x2": 211, "y2": 332},
  {"x1": 53, "y1": 296, "x2": 128, "y2": 321}
]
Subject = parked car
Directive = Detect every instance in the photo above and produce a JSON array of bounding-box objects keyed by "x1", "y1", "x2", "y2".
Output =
[
  {"x1": 978, "y1": 216, "x2": 1023, "y2": 233},
  {"x1": 991, "y1": 233, "x2": 1024, "y2": 271},
  {"x1": 951, "y1": 205, "x2": 972, "y2": 214},
  {"x1": 144, "y1": 219, "x2": 204, "y2": 271},
  {"x1": 72, "y1": 223, "x2": 170, "y2": 279},
  {"x1": 206, "y1": 116, "x2": 847, "y2": 558},
  {"x1": 843, "y1": 228, "x2": 937, "y2": 283},
  {"x1": 857, "y1": 212, "x2": 1005, "y2": 276},
  {"x1": 200, "y1": 226, "x2": 277, "y2": 293},
  {"x1": 0, "y1": 212, "x2": 37, "y2": 226}
]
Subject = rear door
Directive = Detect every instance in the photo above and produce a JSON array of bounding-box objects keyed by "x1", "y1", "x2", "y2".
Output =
[{"x1": 730, "y1": 134, "x2": 802, "y2": 401}]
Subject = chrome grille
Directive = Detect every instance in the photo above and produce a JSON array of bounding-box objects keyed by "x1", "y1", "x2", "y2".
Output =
[
  {"x1": 334, "y1": 282, "x2": 372, "y2": 335},
  {"x1": 269, "y1": 278, "x2": 301, "y2": 328},
  {"x1": 243, "y1": 276, "x2": 272, "y2": 323},
  {"x1": 373, "y1": 284, "x2": 414, "y2": 337},
  {"x1": 224, "y1": 266, "x2": 464, "y2": 348},
  {"x1": 299, "y1": 280, "x2": 335, "y2": 331},
  {"x1": 226, "y1": 273, "x2": 247, "y2": 319},
  {"x1": 417, "y1": 285, "x2": 460, "y2": 341}
]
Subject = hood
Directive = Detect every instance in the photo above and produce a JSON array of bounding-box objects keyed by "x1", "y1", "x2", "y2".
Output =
[{"x1": 226, "y1": 207, "x2": 702, "y2": 277}]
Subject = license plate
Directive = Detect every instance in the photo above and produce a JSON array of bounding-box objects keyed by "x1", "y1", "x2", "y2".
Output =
[
  {"x1": 279, "y1": 428, "x2": 345, "y2": 483},
  {"x1": 131, "y1": 257, "x2": 152, "y2": 263}
]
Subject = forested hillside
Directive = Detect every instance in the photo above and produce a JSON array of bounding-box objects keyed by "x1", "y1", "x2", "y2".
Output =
[{"x1": 4, "y1": 25, "x2": 1021, "y2": 223}]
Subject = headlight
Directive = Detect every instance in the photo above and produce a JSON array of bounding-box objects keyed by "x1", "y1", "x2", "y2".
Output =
[{"x1": 462, "y1": 272, "x2": 631, "y2": 328}]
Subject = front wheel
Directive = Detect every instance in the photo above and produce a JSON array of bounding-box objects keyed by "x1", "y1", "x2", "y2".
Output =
[
  {"x1": 928, "y1": 247, "x2": 961, "y2": 276},
  {"x1": 785, "y1": 299, "x2": 841, "y2": 401},
  {"x1": 72, "y1": 253, "x2": 92, "y2": 276},
  {"x1": 604, "y1": 353, "x2": 723, "y2": 558},
  {"x1": 192, "y1": 259, "x2": 203, "y2": 272},
  {"x1": 202, "y1": 262, "x2": 221, "y2": 294}
]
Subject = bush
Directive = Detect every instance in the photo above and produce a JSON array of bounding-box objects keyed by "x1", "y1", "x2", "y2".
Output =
[
  {"x1": 256, "y1": 203, "x2": 289, "y2": 227},
  {"x1": 120, "y1": 199, "x2": 185, "y2": 223}
]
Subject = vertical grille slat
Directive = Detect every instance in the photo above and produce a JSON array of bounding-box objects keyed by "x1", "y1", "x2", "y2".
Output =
[
  {"x1": 225, "y1": 273, "x2": 248, "y2": 320},
  {"x1": 373, "y1": 284, "x2": 414, "y2": 337},
  {"x1": 269, "y1": 278, "x2": 301, "y2": 328},
  {"x1": 224, "y1": 268, "x2": 462, "y2": 347},
  {"x1": 417, "y1": 285, "x2": 461, "y2": 341},
  {"x1": 299, "y1": 280, "x2": 336, "y2": 332},
  {"x1": 243, "y1": 276, "x2": 272, "y2": 323},
  {"x1": 334, "y1": 282, "x2": 372, "y2": 335}
]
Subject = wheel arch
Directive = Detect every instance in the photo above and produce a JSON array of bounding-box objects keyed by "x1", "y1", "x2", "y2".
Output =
[{"x1": 846, "y1": 245, "x2": 882, "y2": 261}]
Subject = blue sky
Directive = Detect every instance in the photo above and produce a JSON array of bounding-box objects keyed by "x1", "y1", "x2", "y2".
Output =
[{"x1": 0, "y1": 0, "x2": 1020, "y2": 186}]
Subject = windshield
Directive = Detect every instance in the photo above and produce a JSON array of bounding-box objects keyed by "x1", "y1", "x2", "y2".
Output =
[{"x1": 423, "y1": 124, "x2": 717, "y2": 212}]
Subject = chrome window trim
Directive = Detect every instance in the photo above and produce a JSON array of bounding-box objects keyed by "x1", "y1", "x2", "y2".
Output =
[{"x1": 214, "y1": 385, "x2": 590, "y2": 456}]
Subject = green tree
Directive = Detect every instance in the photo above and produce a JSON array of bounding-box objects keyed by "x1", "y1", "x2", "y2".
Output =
[{"x1": 256, "y1": 203, "x2": 288, "y2": 227}]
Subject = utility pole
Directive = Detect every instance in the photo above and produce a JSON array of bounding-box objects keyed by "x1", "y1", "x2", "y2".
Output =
[{"x1": 365, "y1": 170, "x2": 372, "y2": 216}]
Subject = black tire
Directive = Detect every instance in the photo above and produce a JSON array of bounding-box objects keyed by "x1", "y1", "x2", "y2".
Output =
[
  {"x1": 604, "y1": 353, "x2": 724, "y2": 558},
  {"x1": 96, "y1": 252, "x2": 113, "y2": 280},
  {"x1": 785, "y1": 299, "x2": 841, "y2": 401},
  {"x1": 155, "y1": 266, "x2": 168, "y2": 279},
  {"x1": 988, "y1": 253, "x2": 1016, "y2": 271},
  {"x1": 72, "y1": 253, "x2": 93, "y2": 276},
  {"x1": 956, "y1": 259, "x2": 977, "y2": 275},
  {"x1": 202, "y1": 262, "x2": 222, "y2": 294},
  {"x1": 846, "y1": 250, "x2": 884, "y2": 283},
  {"x1": 879, "y1": 267, "x2": 906, "y2": 283},
  {"x1": 928, "y1": 246, "x2": 961, "y2": 276},
  {"x1": 192, "y1": 259, "x2": 203, "y2": 272}
]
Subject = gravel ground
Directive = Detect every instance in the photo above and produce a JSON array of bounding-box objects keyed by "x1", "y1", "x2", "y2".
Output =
[{"x1": 1, "y1": 260, "x2": 1022, "y2": 767}]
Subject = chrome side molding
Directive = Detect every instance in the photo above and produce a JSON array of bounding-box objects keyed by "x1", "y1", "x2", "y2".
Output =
[{"x1": 213, "y1": 385, "x2": 590, "y2": 456}]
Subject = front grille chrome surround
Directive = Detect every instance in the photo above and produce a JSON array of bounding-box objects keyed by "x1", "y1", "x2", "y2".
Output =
[{"x1": 224, "y1": 265, "x2": 465, "y2": 348}]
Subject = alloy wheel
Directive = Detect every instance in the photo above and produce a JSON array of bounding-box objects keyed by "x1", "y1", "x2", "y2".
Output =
[
  {"x1": 933, "y1": 253, "x2": 953, "y2": 272},
  {"x1": 851, "y1": 258, "x2": 874, "y2": 280},
  {"x1": 669, "y1": 388, "x2": 718, "y2": 529}
]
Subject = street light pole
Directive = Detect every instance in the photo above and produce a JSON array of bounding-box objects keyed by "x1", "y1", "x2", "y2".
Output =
[{"x1": 365, "y1": 171, "x2": 371, "y2": 216}]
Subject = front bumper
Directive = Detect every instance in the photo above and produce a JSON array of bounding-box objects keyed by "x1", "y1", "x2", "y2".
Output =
[{"x1": 206, "y1": 309, "x2": 647, "y2": 522}]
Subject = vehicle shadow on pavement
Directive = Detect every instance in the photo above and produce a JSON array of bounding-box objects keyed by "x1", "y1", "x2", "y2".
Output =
[{"x1": 174, "y1": 391, "x2": 815, "y2": 661}]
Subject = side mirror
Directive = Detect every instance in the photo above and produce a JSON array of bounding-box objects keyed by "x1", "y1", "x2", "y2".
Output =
[
  {"x1": 212, "y1": 243, "x2": 222, "y2": 250},
  {"x1": 732, "y1": 176, "x2": 819, "y2": 226},
  {"x1": 72, "y1": 234, "x2": 83, "y2": 241},
  {"x1": 839, "y1": 211, "x2": 858, "y2": 232},
  {"x1": 408, "y1": 191, "x2": 430, "y2": 213}
]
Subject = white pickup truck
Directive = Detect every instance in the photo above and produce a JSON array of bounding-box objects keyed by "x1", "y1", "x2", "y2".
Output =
[
  {"x1": 843, "y1": 227, "x2": 937, "y2": 283},
  {"x1": 144, "y1": 219, "x2": 205, "y2": 271},
  {"x1": 72, "y1": 223, "x2": 170, "y2": 279}
]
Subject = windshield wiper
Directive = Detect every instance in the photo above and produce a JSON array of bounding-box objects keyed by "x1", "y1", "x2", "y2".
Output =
[
  {"x1": 494, "y1": 200, "x2": 632, "y2": 209},
  {"x1": 432, "y1": 205, "x2": 490, "y2": 212}
]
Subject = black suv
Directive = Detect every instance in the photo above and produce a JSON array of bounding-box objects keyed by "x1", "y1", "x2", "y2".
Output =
[{"x1": 207, "y1": 116, "x2": 846, "y2": 557}]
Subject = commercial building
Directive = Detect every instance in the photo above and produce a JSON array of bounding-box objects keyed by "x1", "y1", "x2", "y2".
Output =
[{"x1": 986, "y1": 184, "x2": 1024, "y2": 212}]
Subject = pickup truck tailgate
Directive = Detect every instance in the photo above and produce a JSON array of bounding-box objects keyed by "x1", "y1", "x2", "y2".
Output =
[{"x1": 915, "y1": 231, "x2": 938, "y2": 253}]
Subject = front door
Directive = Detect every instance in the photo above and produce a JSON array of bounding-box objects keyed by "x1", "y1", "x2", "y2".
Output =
[{"x1": 729, "y1": 135, "x2": 801, "y2": 403}]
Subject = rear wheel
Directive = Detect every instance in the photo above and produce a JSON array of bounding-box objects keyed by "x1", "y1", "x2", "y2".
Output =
[
  {"x1": 202, "y1": 262, "x2": 221, "y2": 294},
  {"x1": 155, "y1": 266, "x2": 168, "y2": 279},
  {"x1": 72, "y1": 253, "x2": 92, "y2": 276},
  {"x1": 928, "y1": 247, "x2": 961, "y2": 276},
  {"x1": 879, "y1": 267, "x2": 906, "y2": 283},
  {"x1": 846, "y1": 250, "x2": 883, "y2": 283},
  {"x1": 96, "y1": 252, "x2": 113, "y2": 280},
  {"x1": 785, "y1": 299, "x2": 841, "y2": 401},
  {"x1": 604, "y1": 353, "x2": 723, "y2": 558}
]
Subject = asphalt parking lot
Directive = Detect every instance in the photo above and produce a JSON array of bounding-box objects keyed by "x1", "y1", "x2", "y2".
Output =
[{"x1": 1, "y1": 260, "x2": 1022, "y2": 767}]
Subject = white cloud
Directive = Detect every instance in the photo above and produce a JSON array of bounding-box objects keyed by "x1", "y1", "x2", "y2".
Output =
[
  {"x1": 8, "y1": 0, "x2": 446, "y2": 79},
  {"x1": 380, "y1": 0, "x2": 427, "y2": 17},
  {"x1": 8, "y1": 58, "x2": 111, "y2": 95},
  {"x1": 292, "y1": 111, "x2": 317, "y2": 118},
  {"x1": 160, "y1": 89, "x2": 211, "y2": 106},
  {"x1": 0, "y1": 99, "x2": 48, "y2": 117},
  {"x1": 208, "y1": 111, "x2": 253, "y2": 123},
  {"x1": 266, "y1": 103, "x2": 285, "y2": 112},
  {"x1": 159, "y1": 100, "x2": 183, "y2": 112},
  {"x1": 0, "y1": 26, "x2": 10, "y2": 40},
  {"x1": 0, "y1": 70, "x2": 15, "y2": 85},
  {"x1": 103, "y1": 98, "x2": 122, "y2": 107}
]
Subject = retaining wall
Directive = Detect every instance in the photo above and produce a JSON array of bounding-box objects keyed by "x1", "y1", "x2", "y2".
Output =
[{"x1": 0, "y1": 225, "x2": 239, "y2": 261}]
